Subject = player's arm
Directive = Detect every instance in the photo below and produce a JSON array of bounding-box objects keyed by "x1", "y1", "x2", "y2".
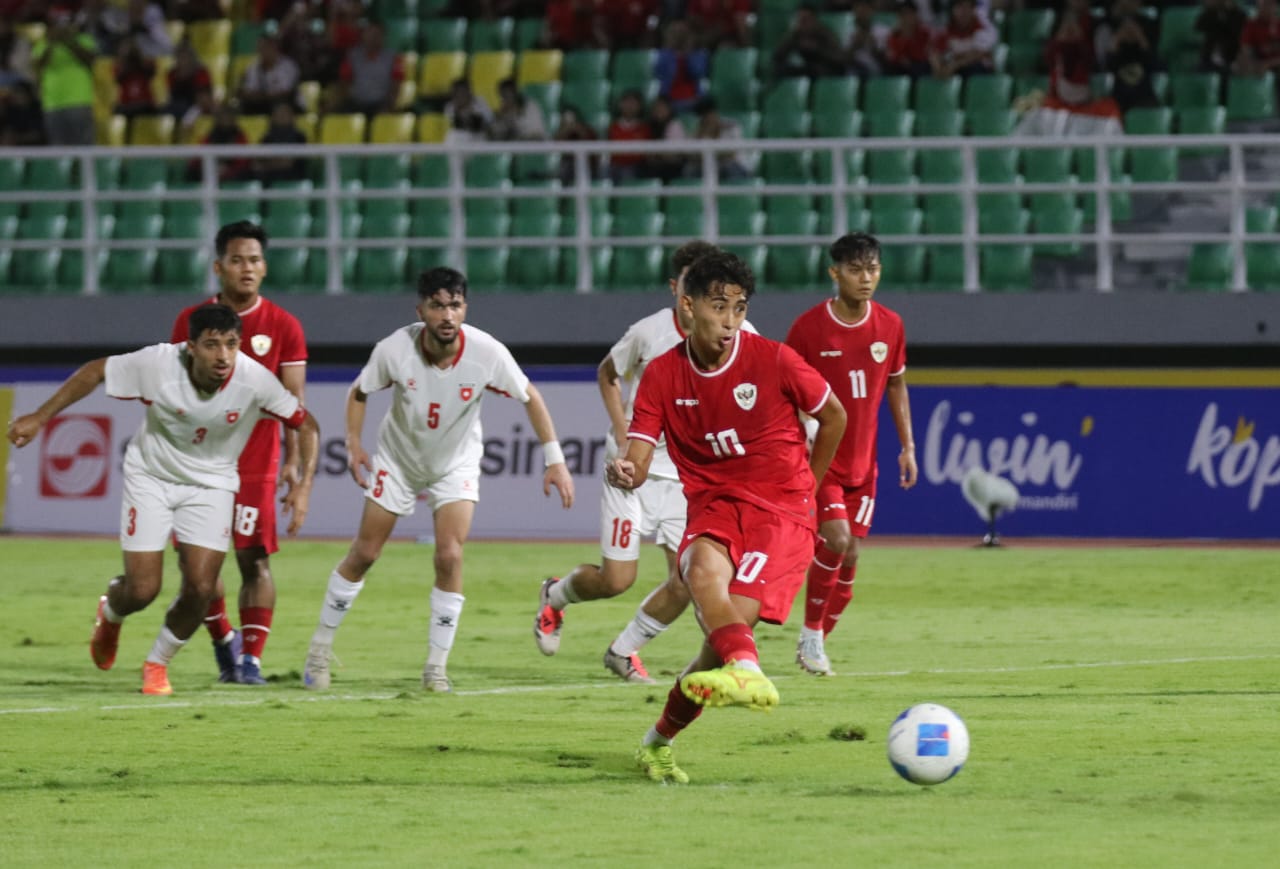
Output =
[
  {"x1": 887, "y1": 373, "x2": 917, "y2": 489},
  {"x1": 597, "y1": 353, "x2": 630, "y2": 451},
  {"x1": 523, "y1": 382, "x2": 575, "y2": 509},
  {"x1": 280, "y1": 409, "x2": 321, "y2": 535},
  {"x1": 345, "y1": 385, "x2": 374, "y2": 488},
  {"x1": 606, "y1": 437, "x2": 655, "y2": 491},
  {"x1": 278, "y1": 363, "x2": 307, "y2": 491},
  {"x1": 808, "y1": 391, "x2": 847, "y2": 490},
  {"x1": 6, "y1": 358, "x2": 107, "y2": 447}
]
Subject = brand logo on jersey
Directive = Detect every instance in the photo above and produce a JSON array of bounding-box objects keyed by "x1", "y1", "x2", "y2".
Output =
[
  {"x1": 226, "y1": 410, "x2": 241, "y2": 424},
  {"x1": 250, "y1": 334, "x2": 272, "y2": 356},
  {"x1": 819, "y1": 350, "x2": 843, "y2": 357},
  {"x1": 870, "y1": 341, "x2": 888, "y2": 364},
  {"x1": 407, "y1": 378, "x2": 417, "y2": 390},
  {"x1": 734, "y1": 383, "x2": 757, "y2": 411},
  {"x1": 40, "y1": 415, "x2": 112, "y2": 498},
  {"x1": 460, "y1": 384, "x2": 475, "y2": 401},
  {"x1": 675, "y1": 398, "x2": 699, "y2": 406}
]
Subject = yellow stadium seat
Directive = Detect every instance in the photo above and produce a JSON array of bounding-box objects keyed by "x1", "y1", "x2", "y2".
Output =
[
  {"x1": 182, "y1": 114, "x2": 214, "y2": 145},
  {"x1": 418, "y1": 51, "x2": 467, "y2": 101},
  {"x1": 98, "y1": 114, "x2": 127, "y2": 147},
  {"x1": 298, "y1": 113, "x2": 319, "y2": 142},
  {"x1": 16, "y1": 22, "x2": 46, "y2": 44},
  {"x1": 129, "y1": 114, "x2": 176, "y2": 146},
  {"x1": 319, "y1": 113, "x2": 367, "y2": 144},
  {"x1": 229, "y1": 54, "x2": 255, "y2": 94},
  {"x1": 395, "y1": 52, "x2": 418, "y2": 110},
  {"x1": 205, "y1": 54, "x2": 229, "y2": 99},
  {"x1": 165, "y1": 20, "x2": 185, "y2": 50},
  {"x1": 187, "y1": 20, "x2": 232, "y2": 65},
  {"x1": 239, "y1": 114, "x2": 270, "y2": 142},
  {"x1": 470, "y1": 51, "x2": 515, "y2": 109},
  {"x1": 516, "y1": 50, "x2": 563, "y2": 88},
  {"x1": 92, "y1": 56, "x2": 118, "y2": 118},
  {"x1": 416, "y1": 112, "x2": 448, "y2": 143},
  {"x1": 297, "y1": 80, "x2": 321, "y2": 114},
  {"x1": 370, "y1": 112, "x2": 416, "y2": 144},
  {"x1": 151, "y1": 56, "x2": 174, "y2": 105}
]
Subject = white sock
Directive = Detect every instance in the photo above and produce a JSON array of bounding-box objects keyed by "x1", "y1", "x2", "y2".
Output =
[
  {"x1": 145, "y1": 626, "x2": 186, "y2": 665},
  {"x1": 547, "y1": 576, "x2": 581, "y2": 611},
  {"x1": 642, "y1": 727, "x2": 672, "y2": 747},
  {"x1": 312, "y1": 569, "x2": 364, "y2": 644},
  {"x1": 731, "y1": 659, "x2": 763, "y2": 674},
  {"x1": 799, "y1": 625, "x2": 824, "y2": 643},
  {"x1": 101, "y1": 598, "x2": 123, "y2": 624},
  {"x1": 426, "y1": 587, "x2": 465, "y2": 668},
  {"x1": 611, "y1": 602, "x2": 669, "y2": 657}
]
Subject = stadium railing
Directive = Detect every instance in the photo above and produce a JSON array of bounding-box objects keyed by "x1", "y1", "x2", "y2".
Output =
[{"x1": 1, "y1": 133, "x2": 1277, "y2": 294}]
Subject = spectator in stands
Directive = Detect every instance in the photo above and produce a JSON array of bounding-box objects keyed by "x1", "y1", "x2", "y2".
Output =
[
  {"x1": 1237, "y1": 0, "x2": 1280, "y2": 79},
  {"x1": 929, "y1": 0, "x2": 998, "y2": 79},
  {"x1": 239, "y1": 34, "x2": 301, "y2": 115},
  {"x1": 88, "y1": 0, "x2": 172, "y2": 59},
  {"x1": 443, "y1": 77, "x2": 493, "y2": 142},
  {"x1": 1105, "y1": 7, "x2": 1160, "y2": 114},
  {"x1": 177, "y1": 85, "x2": 216, "y2": 143},
  {"x1": 165, "y1": 39, "x2": 211, "y2": 121},
  {"x1": 0, "y1": 80, "x2": 45, "y2": 145},
  {"x1": 685, "y1": 0, "x2": 753, "y2": 49},
  {"x1": 488, "y1": 77, "x2": 548, "y2": 141},
  {"x1": 554, "y1": 104, "x2": 601, "y2": 185},
  {"x1": 884, "y1": 1, "x2": 934, "y2": 78},
  {"x1": 189, "y1": 103, "x2": 252, "y2": 183},
  {"x1": 692, "y1": 95, "x2": 749, "y2": 181},
  {"x1": 32, "y1": 5, "x2": 97, "y2": 146},
  {"x1": 1196, "y1": 0, "x2": 1247, "y2": 78},
  {"x1": 170, "y1": 0, "x2": 225, "y2": 22},
  {"x1": 545, "y1": 0, "x2": 610, "y2": 50},
  {"x1": 847, "y1": 0, "x2": 891, "y2": 77},
  {"x1": 1094, "y1": 0, "x2": 1155, "y2": 70},
  {"x1": 255, "y1": 100, "x2": 310, "y2": 185},
  {"x1": 334, "y1": 21, "x2": 404, "y2": 117},
  {"x1": 655, "y1": 19, "x2": 709, "y2": 114},
  {"x1": 644, "y1": 94, "x2": 690, "y2": 182},
  {"x1": 0, "y1": 17, "x2": 34, "y2": 86},
  {"x1": 1044, "y1": 8, "x2": 1095, "y2": 109},
  {"x1": 609, "y1": 0, "x2": 661, "y2": 49},
  {"x1": 607, "y1": 88, "x2": 652, "y2": 183},
  {"x1": 114, "y1": 36, "x2": 157, "y2": 119},
  {"x1": 773, "y1": 4, "x2": 848, "y2": 79}
]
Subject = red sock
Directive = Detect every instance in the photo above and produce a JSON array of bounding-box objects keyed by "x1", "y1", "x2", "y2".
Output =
[
  {"x1": 804, "y1": 544, "x2": 843, "y2": 631},
  {"x1": 240, "y1": 606, "x2": 273, "y2": 661},
  {"x1": 655, "y1": 679, "x2": 704, "y2": 740},
  {"x1": 204, "y1": 597, "x2": 234, "y2": 644},
  {"x1": 822, "y1": 564, "x2": 857, "y2": 637},
  {"x1": 708, "y1": 622, "x2": 759, "y2": 667}
]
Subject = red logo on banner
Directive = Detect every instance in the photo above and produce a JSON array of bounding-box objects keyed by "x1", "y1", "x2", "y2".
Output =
[
  {"x1": 460, "y1": 387, "x2": 474, "y2": 401},
  {"x1": 40, "y1": 415, "x2": 112, "y2": 498}
]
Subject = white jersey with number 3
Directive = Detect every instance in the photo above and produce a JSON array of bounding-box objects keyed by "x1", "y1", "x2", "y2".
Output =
[
  {"x1": 105, "y1": 343, "x2": 304, "y2": 491},
  {"x1": 356, "y1": 322, "x2": 531, "y2": 482}
]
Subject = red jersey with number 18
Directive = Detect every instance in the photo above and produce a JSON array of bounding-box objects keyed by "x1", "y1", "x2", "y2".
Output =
[
  {"x1": 785, "y1": 299, "x2": 906, "y2": 489},
  {"x1": 628, "y1": 330, "x2": 832, "y2": 527}
]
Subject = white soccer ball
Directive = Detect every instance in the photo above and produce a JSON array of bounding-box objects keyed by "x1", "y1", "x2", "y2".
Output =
[{"x1": 887, "y1": 703, "x2": 970, "y2": 785}]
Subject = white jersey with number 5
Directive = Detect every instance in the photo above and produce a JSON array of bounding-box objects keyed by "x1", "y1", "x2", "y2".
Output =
[
  {"x1": 105, "y1": 343, "x2": 304, "y2": 491},
  {"x1": 356, "y1": 322, "x2": 531, "y2": 481},
  {"x1": 609, "y1": 308, "x2": 757, "y2": 481}
]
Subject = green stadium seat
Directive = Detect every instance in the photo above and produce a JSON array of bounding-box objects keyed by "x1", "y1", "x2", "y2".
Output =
[
  {"x1": 1129, "y1": 141, "x2": 1177, "y2": 184},
  {"x1": 464, "y1": 154, "x2": 511, "y2": 188},
  {"x1": 512, "y1": 153, "x2": 560, "y2": 185},
  {"x1": 468, "y1": 16, "x2": 513, "y2": 51},
  {"x1": 13, "y1": 248, "x2": 63, "y2": 291},
  {"x1": 264, "y1": 211, "x2": 312, "y2": 240},
  {"x1": 915, "y1": 110, "x2": 964, "y2": 138},
  {"x1": 27, "y1": 157, "x2": 76, "y2": 191},
  {"x1": 157, "y1": 248, "x2": 210, "y2": 292},
  {"x1": 612, "y1": 180, "x2": 662, "y2": 218},
  {"x1": 524, "y1": 81, "x2": 561, "y2": 120},
  {"x1": 101, "y1": 248, "x2": 159, "y2": 292},
  {"x1": 413, "y1": 155, "x2": 451, "y2": 188},
  {"x1": 613, "y1": 212, "x2": 664, "y2": 238},
  {"x1": 963, "y1": 74, "x2": 1013, "y2": 113},
  {"x1": 230, "y1": 20, "x2": 266, "y2": 55},
  {"x1": 364, "y1": 155, "x2": 413, "y2": 188},
  {"x1": 465, "y1": 212, "x2": 511, "y2": 238},
  {"x1": 512, "y1": 186, "x2": 562, "y2": 219},
  {"x1": 710, "y1": 48, "x2": 760, "y2": 112},
  {"x1": 306, "y1": 248, "x2": 357, "y2": 289},
  {"x1": 611, "y1": 49, "x2": 656, "y2": 94},
  {"x1": 361, "y1": 213, "x2": 411, "y2": 240},
  {"x1": 1178, "y1": 105, "x2": 1227, "y2": 140},
  {"x1": 720, "y1": 210, "x2": 765, "y2": 238},
  {"x1": 716, "y1": 178, "x2": 764, "y2": 222},
  {"x1": 465, "y1": 246, "x2": 508, "y2": 288},
  {"x1": 512, "y1": 212, "x2": 562, "y2": 238},
  {"x1": 514, "y1": 17, "x2": 544, "y2": 51},
  {"x1": 723, "y1": 243, "x2": 766, "y2": 279},
  {"x1": 559, "y1": 80, "x2": 610, "y2": 119},
  {"x1": 923, "y1": 196, "x2": 963, "y2": 235},
  {"x1": 410, "y1": 206, "x2": 451, "y2": 239},
  {"x1": 1032, "y1": 204, "x2": 1084, "y2": 256},
  {"x1": 767, "y1": 245, "x2": 824, "y2": 288},
  {"x1": 812, "y1": 77, "x2": 859, "y2": 116},
  {"x1": 1247, "y1": 244, "x2": 1280, "y2": 290},
  {"x1": 312, "y1": 210, "x2": 362, "y2": 240},
  {"x1": 1247, "y1": 204, "x2": 1278, "y2": 234},
  {"x1": 1125, "y1": 107, "x2": 1173, "y2": 135},
  {"x1": 560, "y1": 210, "x2": 612, "y2": 238},
  {"x1": 1185, "y1": 243, "x2": 1232, "y2": 290},
  {"x1": 921, "y1": 245, "x2": 965, "y2": 291},
  {"x1": 422, "y1": 17, "x2": 467, "y2": 52},
  {"x1": 19, "y1": 214, "x2": 68, "y2": 240},
  {"x1": 664, "y1": 212, "x2": 703, "y2": 238},
  {"x1": 1022, "y1": 148, "x2": 1073, "y2": 184},
  {"x1": 762, "y1": 143, "x2": 813, "y2": 183},
  {"x1": 1008, "y1": 9, "x2": 1055, "y2": 45},
  {"x1": 880, "y1": 244, "x2": 925, "y2": 287},
  {"x1": 113, "y1": 215, "x2": 164, "y2": 240},
  {"x1": 819, "y1": 11, "x2": 854, "y2": 44},
  {"x1": 914, "y1": 77, "x2": 961, "y2": 113},
  {"x1": 873, "y1": 207, "x2": 923, "y2": 236},
  {"x1": 561, "y1": 244, "x2": 611, "y2": 288},
  {"x1": 664, "y1": 180, "x2": 705, "y2": 219},
  {"x1": 353, "y1": 247, "x2": 410, "y2": 292},
  {"x1": 384, "y1": 17, "x2": 419, "y2": 52},
  {"x1": 114, "y1": 182, "x2": 166, "y2": 222},
  {"x1": 417, "y1": 0, "x2": 452, "y2": 15},
  {"x1": 1171, "y1": 73, "x2": 1221, "y2": 110},
  {"x1": 608, "y1": 245, "x2": 664, "y2": 289},
  {"x1": 980, "y1": 245, "x2": 1033, "y2": 291},
  {"x1": 1227, "y1": 74, "x2": 1276, "y2": 122},
  {"x1": 218, "y1": 180, "x2": 262, "y2": 225},
  {"x1": 0, "y1": 214, "x2": 18, "y2": 240},
  {"x1": 726, "y1": 109, "x2": 760, "y2": 139},
  {"x1": 967, "y1": 109, "x2": 1017, "y2": 136},
  {"x1": 977, "y1": 147, "x2": 1019, "y2": 184},
  {"x1": 863, "y1": 76, "x2": 911, "y2": 114},
  {"x1": 764, "y1": 78, "x2": 811, "y2": 116},
  {"x1": 561, "y1": 50, "x2": 609, "y2": 83},
  {"x1": 508, "y1": 245, "x2": 564, "y2": 289},
  {"x1": 765, "y1": 205, "x2": 818, "y2": 237},
  {"x1": 0, "y1": 156, "x2": 24, "y2": 191},
  {"x1": 1158, "y1": 6, "x2": 1203, "y2": 72},
  {"x1": 978, "y1": 199, "x2": 1028, "y2": 235}
]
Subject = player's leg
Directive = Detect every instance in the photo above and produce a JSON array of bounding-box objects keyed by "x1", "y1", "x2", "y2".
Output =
[
  {"x1": 797, "y1": 481, "x2": 851, "y2": 676},
  {"x1": 421, "y1": 496, "x2": 475, "y2": 692},
  {"x1": 822, "y1": 478, "x2": 875, "y2": 645},
  {"x1": 225, "y1": 475, "x2": 280, "y2": 684}
]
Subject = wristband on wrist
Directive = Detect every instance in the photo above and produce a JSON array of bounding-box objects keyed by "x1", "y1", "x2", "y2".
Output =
[{"x1": 543, "y1": 440, "x2": 566, "y2": 467}]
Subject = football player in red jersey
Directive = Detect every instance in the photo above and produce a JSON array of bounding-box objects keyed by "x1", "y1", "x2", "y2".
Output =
[
  {"x1": 607, "y1": 250, "x2": 847, "y2": 783},
  {"x1": 171, "y1": 221, "x2": 308, "y2": 685},
  {"x1": 785, "y1": 232, "x2": 917, "y2": 676}
]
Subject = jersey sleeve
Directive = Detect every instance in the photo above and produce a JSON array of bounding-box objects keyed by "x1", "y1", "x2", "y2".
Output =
[
  {"x1": 250, "y1": 358, "x2": 305, "y2": 426},
  {"x1": 104, "y1": 344, "x2": 167, "y2": 399},
  {"x1": 278, "y1": 310, "x2": 308, "y2": 365},
  {"x1": 354, "y1": 336, "x2": 396, "y2": 394},
  {"x1": 486, "y1": 341, "x2": 532, "y2": 401},
  {"x1": 608, "y1": 323, "x2": 644, "y2": 381},
  {"x1": 777, "y1": 342, "x2": 832, "y2": 416},
  {"x1": 626, "y1": 361, "x2": 665, "y2": 447},
  {"x1": 170, "y1": 307, "x2": 192, "y2": 343},
  {"x1": 889, "y1": 318, "x2": 907, "y2": 376}
]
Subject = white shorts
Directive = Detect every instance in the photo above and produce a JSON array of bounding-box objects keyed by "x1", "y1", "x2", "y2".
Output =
[
  {"x1": 599, "y1": 475, "x2": 686, "y2": 561},
  {"x1": 120, "y1": 470, "x2": 234, "y2": 552},
  {"x1": 365, "y1": 452, "x2": 480, "y2": 516}
]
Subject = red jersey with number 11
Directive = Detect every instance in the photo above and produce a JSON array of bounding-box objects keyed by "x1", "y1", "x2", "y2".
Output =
[{"x1": 628, "y1": 330, "x2": 832, "y2": 527}]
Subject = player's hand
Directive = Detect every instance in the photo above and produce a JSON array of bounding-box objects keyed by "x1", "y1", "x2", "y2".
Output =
[
  {"x1": 281, "y1": 482, "x2": 312, "y2": 536},
  {"x1": 899, "y1": 448, "x2": 918, "y2": 489},
  {"x1": 347, "y1": 442, "x2": 373, "y2": 488},
  {"x1": 604, "y1": 458, "x2": 637, "y2": 490},
  {"x1": 278, "y1": 459, "x2": 302, "y2": 493},
  {"x1": 6, "y1": 413, "x2": 44, "y2": 448},
  {"x1": 543, "y1": 462, "x2": 575, "y2": 509}
]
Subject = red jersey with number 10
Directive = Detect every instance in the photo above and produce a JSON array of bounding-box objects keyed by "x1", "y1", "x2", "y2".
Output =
[
  {"x1": 785, "y1": 299, "x2": 906, "y2": 489},
  {"x1": 171, "y1": 296, "x2": 307, "y2": 480},
  {"x1": 628, "y1": 330, "x2": 832, "y2": 527}
]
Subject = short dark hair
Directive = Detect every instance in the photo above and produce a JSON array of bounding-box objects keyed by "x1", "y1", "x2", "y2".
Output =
[
  {"x1": 189, "y1": 303, "x2": 242, "y2": 340},
  {"x1": 830, "y1": 232, "x2": 881, "y2": 265},
  {"x1": 671, "y1": 240, "x2": 720, "y2": 279},
  {"x1": 417, "y1": 266, "x2": 468, "y2": 299},
  {"x1": 682, "y1": 250, "x2": 755, "y2": 300},
  {"x1": 215, "y1": 220, "x2": 268, "y2": 257}
]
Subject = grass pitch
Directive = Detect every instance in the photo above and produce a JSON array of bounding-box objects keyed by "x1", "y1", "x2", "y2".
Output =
[{"x1": 1, "y1": 537, "x2": 1278, "y2": 868}]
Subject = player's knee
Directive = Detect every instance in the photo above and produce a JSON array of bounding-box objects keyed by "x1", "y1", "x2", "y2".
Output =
[
  {"x1": 236, "y1": 549, "x2": 271, "y2": 586},
  {"x1": 123, "y1": 576, "x2": 162, "y2": 607},
  {"x1": 348, "y1": 539, "x2": 383, "y2": 573},
  {"x1": 433, "y1": 541, "x2": 464, "y2": 576},
  {"x1": 599, "y1": 562, "x2": 638, "y2": 597},
  {"x1": 823, "y1": 528, "x2": 854, "y2": 556}
]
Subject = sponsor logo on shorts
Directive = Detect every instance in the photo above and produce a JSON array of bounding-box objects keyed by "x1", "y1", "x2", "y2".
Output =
[{"x1": 40, "y1": 415, "x2": 111, "y2": 498}]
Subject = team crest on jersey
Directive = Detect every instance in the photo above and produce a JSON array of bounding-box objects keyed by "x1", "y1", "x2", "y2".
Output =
[
  {"x1": 734, "y1": 383, "x2": 757, "y2": 410},
  {"x1": 870, "y1": 341, "x2": 888, "y2": 364},
  {"x1": 459, "y1": 383, "x2": 475, "y2": 401},
  {"x1": 250, "y1": 334, "x2": 272, "y2": 356},
  {"x1": 226, "y1": 410, "x2": 241, "y2": 424}
]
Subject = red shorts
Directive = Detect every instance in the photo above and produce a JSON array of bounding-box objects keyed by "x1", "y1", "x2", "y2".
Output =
[
  {"x1": 679, "y1": 498, "x2": 817, "y2": 625},
  {"x1": 817, "y1": 477, "x2": 878, "y2": 539},
  {"x1": 232, "y1": 475, "x2": 279, "y2": 554}
]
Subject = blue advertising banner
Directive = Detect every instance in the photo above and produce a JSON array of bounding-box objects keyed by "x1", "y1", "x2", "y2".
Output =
[{"x1": 871, "y1": 386, "x2": 1280, "y2": 540}]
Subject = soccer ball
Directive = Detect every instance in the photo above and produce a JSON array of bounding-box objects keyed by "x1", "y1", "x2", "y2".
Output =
[{"x1": 887, "y1": 703, "x2": 970, "y2": 785}]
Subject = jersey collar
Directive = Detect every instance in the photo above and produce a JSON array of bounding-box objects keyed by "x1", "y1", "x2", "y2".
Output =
[
  {"x1": 825, "y1": 298, "x2": 872, "y2": 328},
  {"x1": 419, "y1": 324, "x2": 466, "y2": 369},
  {"x1": 685, "y1": 330, "x2": 741, "y2": 378},
  {"x1": 670, "y1": 307, "x2": 687, "y2": 338}
]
